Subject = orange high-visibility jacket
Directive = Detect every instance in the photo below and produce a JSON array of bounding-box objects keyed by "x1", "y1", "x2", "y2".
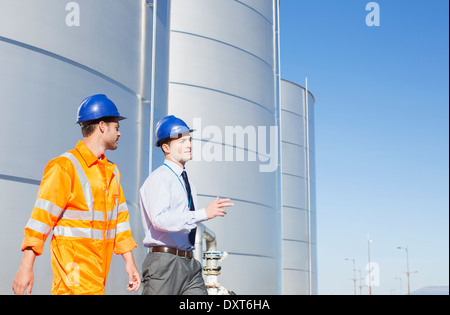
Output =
[{"x1": 21, "y1": 141, "x2": 137, "y2": 295}]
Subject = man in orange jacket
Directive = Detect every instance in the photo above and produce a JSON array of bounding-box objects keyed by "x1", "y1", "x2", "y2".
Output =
[{"x1": 12, "y1": 94, "x2": 141, "y2": 295}]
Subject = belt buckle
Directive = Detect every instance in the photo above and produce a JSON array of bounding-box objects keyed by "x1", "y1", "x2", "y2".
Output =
[{"x1": 178, "y1": 249, "x2": 189, "y2": 258}]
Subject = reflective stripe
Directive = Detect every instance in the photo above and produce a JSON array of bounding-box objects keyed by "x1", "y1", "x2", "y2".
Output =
[
  {"x1": 116, "y1": 221, "x2": 131, "y2": 234},
  {"x1": 26, "y1": 218, "x2": 52, "y2": 236},
  {"x1": 105, "y1": 228, "x2": 116, "y2": 240},
  {"x1": 34, "y1": 198, "x2": 116, "y2": 224},
  {"x1": 62, "y1": 209, "x2": 102, "y2": 221},
  {"x1": 62, "y1": 209, "x2": 116, "y2": 222},
  {"x1": 105, "y1": 209, "x2": 116, "y2": 222},
  {"x1": 54, "y1": 226, "x2": 101, "y2": 239},
  {"x1": 113, "y1": 167, "x2": 119, "y2": 217},
  {"x1": 60, "y1": 152, "x2": 94, "y2": 213},
  {"x1": 34, "y1": 198, "x2": 63, "y2": 218},
  {"x1": 53, "y1": 226, "x2": 116, "y2": 240},
  {"x1": 118, "y1": 202, "x2": 128, "y2": 214}
]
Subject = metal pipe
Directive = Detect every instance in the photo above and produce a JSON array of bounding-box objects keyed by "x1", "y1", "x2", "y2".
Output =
[
  {"x1": 148, "y1": 0, "x2": 158, "y2": 172},
  {"x1": 204, "y1": 224, "x2": 217, "y2": 252},
  {"x1": 194, "y1": 223, "x2": 234, "y2": 295},
  {"x1": 273, "y1": 0, "x2": 283, "y2": 295},
  {"x1": 194, "y1": 223, "x2": 217, "y2": 260},
  {"x1": 305, "y1": 76, "x2": 312, "y2": 295}
]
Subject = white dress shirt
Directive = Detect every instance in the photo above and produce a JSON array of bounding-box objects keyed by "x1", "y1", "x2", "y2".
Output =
[{"x1": 139, "y1": 159, "x2": 208, "y2": 251}]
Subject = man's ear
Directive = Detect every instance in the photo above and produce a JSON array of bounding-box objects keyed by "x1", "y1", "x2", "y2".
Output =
[
  {"x1": 161, "y1": 142, "x2": 170, "y2": 155},
  {"x1": 98, "y1": 121, "x2": 107, "y2": 133}
]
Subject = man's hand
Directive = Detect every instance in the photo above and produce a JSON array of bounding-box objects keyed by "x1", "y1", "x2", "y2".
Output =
[
  {"x1": 122, "y1": 251, "x2": 141, "y2": 292},
  {"x1": 205, "y1": 197, "x2": 234, "y2": 219},
  {"x1": 12, "y1": 248, "x2": 36, "y2": 295}
]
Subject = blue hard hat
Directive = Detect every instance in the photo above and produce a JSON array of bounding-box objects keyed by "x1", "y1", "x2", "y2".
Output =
[
  {"x1": 76, "y1": 94, "x2": 126, "y2": 124},
  {"x1": 155, "y1": 115, "x2": 194, "y2": 147}
]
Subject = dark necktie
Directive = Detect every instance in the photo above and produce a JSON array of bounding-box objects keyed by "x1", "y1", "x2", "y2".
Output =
[{"x1": 181, "y1": 170, "x2": 196, "y2": 246}]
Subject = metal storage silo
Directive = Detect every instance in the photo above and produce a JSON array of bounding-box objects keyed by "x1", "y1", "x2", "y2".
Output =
[
  {"x1": 165, "y1": 0, "x2": 282, "y2": 294},
  {"x1": 280, "y1": 79, "x2": 317, "y2": 294},
  {"x1": 0, "y1": 0, "x2": 168, "y2": 294}
]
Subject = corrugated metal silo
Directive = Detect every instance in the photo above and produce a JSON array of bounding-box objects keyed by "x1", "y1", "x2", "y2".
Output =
[
  {"x1": 165, "y1": 0, "x2": 282, "y2": 294},
  {"x1": 0, "y1": 0, "x2": 167, "y2": 294},
  {"x1": 280, "y1": 79, "x2": 317, "y2": 294}
]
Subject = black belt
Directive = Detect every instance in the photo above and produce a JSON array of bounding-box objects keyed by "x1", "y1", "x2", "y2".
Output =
[{"x1": 151, "y1": 246, "x2": 193, "y2": 258}]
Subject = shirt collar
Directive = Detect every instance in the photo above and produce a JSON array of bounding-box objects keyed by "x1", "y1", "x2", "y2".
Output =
[
  {"x1": 76, "y1": 140, "x2": 105, "y2": 168},
  {"x1": 164, "y1": 159, "x2": 184, "y2": 176}
]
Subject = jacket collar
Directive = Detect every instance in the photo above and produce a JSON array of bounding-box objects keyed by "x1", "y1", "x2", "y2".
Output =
[{"x1": 76, "y1": 140, "x2": 105, "y2": 168}]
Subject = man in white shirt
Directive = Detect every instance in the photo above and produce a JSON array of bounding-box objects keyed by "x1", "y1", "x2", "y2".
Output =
[{"x1": 139, "y1": 115, "x2": 233, "y2": 295}]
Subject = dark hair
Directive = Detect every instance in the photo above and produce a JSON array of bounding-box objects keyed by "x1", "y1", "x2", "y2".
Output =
[
  {"x1": 159, "y1": 137, "x2": 172, "y2": 154},
  {"x1": 80, "y1": 116, "x2": 118, "y2": 137},
  {"x1": 159, "y1": 133, "x2": 185, "y2": 154}
]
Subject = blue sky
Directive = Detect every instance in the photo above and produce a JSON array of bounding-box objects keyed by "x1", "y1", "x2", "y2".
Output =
[{"x1": 279, "y1": 0, "x2": 449, "y2": 294}]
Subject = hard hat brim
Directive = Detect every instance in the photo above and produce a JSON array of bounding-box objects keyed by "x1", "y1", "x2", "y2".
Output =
[
  {"x1": 76, "y1": 115, "x2": 127, "y2": 125},
  {"x1": 156, "y1": 129, "x2": 195, "y2": 147}
]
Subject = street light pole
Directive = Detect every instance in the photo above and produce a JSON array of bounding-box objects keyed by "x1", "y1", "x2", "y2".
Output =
[
  {"x1": 358, "y1": 269, "x2": 363, "y2": 295},
  {"x1": 397, "y1": 246, "x2": 417, "y2": 295},
  {"x1": 368, "y1": 235, "x2": 373, "y2": 295},
  {"x1": 394, "y1": 276, "x2": 403, "y2": 295},
  {"x1": 345, "y1": 258, "x2": 357, "y2": 295}
]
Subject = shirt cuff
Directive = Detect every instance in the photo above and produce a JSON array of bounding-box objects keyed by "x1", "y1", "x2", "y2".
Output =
[{"x1": 194, "y1": 208, "x2": 208, "y2": 223}]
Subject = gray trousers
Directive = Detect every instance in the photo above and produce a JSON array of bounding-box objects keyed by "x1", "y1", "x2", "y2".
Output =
[{"x1": 141, "y1": 251, "x2": 208, "y2": 295}]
